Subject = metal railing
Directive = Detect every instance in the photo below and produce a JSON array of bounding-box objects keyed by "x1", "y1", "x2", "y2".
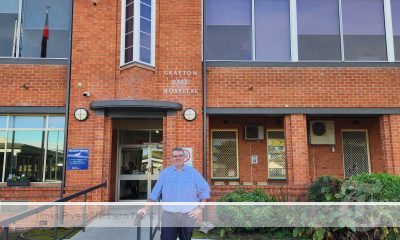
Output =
[
  {"x1": 134, "y1": 205, "x2": 161, "y2": 240},
  {"x1": 0, "y1": 181, "x2": 107, "y2": 240}
]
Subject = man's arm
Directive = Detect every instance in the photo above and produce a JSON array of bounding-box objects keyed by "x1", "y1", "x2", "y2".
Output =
[{"x1": 137, "y1": 169, "x2": 167, "y2": 215}]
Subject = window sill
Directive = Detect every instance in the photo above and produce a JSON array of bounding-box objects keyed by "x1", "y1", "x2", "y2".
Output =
[
  {"x1": 0, "y1": 58, "x2": 68, "y2": 65},
  {"x1": 0, "y1": 182, "x2": 62, "y2": 188},
  {"x1": 206, "y1": 61, "x2": 400, "y2": 68},
  {"x1": 120, "y1": 61, "x2": 155, "y2": 72}
]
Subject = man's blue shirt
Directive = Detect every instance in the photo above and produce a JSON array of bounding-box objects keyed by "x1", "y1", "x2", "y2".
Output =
[{"x1": 148, "y1": 165, "x2": 211, "y2": 213}]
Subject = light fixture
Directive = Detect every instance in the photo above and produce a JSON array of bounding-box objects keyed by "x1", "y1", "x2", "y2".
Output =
[
  {"x1": 155, "y1": 130, "x2": 159, "y2": 134},
  {"x1": 183, "y1": 108, "x2": 196, "y2": 121},
  {"x1": 74, "y1": 108, "x2": 89, "y2": 121}
]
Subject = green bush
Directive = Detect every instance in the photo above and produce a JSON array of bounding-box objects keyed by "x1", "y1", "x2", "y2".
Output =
[
  {"x1": 216, "y1": 189, "x2": 273, "y2": 234},
  {"x1": 350, "y1": 173, "x2": 400, "y2": 202},
  {"x1": 307, "y1": 176, "x2": 342, "y2": 202}
]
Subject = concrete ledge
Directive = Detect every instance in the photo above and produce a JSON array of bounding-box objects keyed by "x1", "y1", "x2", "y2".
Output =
[
  {"x1": 213, "y1": 181, "x2": 225, "y2": 186},
  {"x1": 242, "y1": 182, "x2": 253, "y2": 185},
  {"x1": 257, "y1": 182, "x2": 269, "y2": 186},
  {"x1": 228, "y1": 181, "x2": 240, "y2": 186}
]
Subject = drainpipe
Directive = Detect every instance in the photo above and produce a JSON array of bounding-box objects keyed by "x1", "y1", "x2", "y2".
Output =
[
  {"x1": 202, "y1": 0, "x2": 207, "y2": 180},
  {"x1": 61, "y1": 0, "x2": 74, "y2": 198}
]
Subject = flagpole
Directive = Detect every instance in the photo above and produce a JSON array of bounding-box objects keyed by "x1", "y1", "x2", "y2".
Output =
[
  {"x1": 12, "y1": 18, "x2": 18, "y2": 57},
  {"x1": 41, "y1": 6, "x2": 50, "y2": 58}
]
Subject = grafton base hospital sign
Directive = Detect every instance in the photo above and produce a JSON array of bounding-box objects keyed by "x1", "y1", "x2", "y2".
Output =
[{"x1": 163, "y1": 70, "x2": 199, "y2": 95}]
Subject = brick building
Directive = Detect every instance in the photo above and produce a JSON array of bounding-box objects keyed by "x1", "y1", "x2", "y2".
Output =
[{"x1": 1, "y1": 0, "x2": 400, "y2": 202}]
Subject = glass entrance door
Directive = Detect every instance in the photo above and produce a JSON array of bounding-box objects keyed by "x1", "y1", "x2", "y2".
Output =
[{"x1": 118, "y1": 144, "x2": 163, "y2": 201}]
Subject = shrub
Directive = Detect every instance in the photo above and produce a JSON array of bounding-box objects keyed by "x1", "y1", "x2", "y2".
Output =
[
  {"x1": 307, "y1": 176, "x2": 342, "y2": 202},
  {"x1": 350, "y1": 173, "x2": 400, "y2": 202}
]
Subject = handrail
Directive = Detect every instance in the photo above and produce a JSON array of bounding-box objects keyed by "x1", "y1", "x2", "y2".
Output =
[{"x1": 0, "y1": 181, "x2": 107, "y2": 229}]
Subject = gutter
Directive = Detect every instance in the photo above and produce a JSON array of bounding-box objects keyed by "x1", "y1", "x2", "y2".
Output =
[
  {"x1": 202, "y1": 0, "x2": 207, "y2": 180},
  {"x1": 61, "y1": 0, "x2": 74, "y2": 198}
]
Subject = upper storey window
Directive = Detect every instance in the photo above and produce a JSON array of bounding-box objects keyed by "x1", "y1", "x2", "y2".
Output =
[
  {"x1": 0, "y1": 0, "x2": 71, "y2": 59},
  {"x1": 121, "y1": 0, "x2": 155, "y2": 66},
  {"x1": 206, "y1": 0, "x2": 400, "y2": 62}
]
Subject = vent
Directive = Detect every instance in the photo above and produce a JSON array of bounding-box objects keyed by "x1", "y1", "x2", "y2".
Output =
[
  {"x1": 310, "y1": 121, "x2": 335, "y2": 145},
  {"x1": 245, "y1": 126, "x2": 264, "y2": 140}
]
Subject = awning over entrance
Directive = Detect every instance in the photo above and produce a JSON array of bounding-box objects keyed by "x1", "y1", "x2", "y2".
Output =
[{"x1": 91, "y1": 100, "x2": 183, "y2": 118}]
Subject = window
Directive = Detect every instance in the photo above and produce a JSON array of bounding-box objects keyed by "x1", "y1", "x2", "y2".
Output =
[
  {"x1": 267, "y1": 130, "x2": 286, "y2": 179},
  {"x1": 121, "y1": 0, "x2": 155, "y2": 66},
  {"x1": 392, "y1": 0, "x2": 400, "y2": 60},
  {"x1": 342, "y1": 130, "x2": 370, "y2": 178},
  {"x1": 206, "y1": 0, "x2": 397, "y2": 62},
  {"x1": 297, "y1": 0, "x2": 341, "y2": 60},
  {"x1": 0, "y1": 0, "x2": 71, "y2": 59},
  {"x1": 342, "y1": 0, "x2": 387, "y2": 61},
  {"x1": 0, "y1": 115, "x2": 65, "y2": 182},
  {"x1": 211, "y1": 130, "x2": 238, "y2": 179}
]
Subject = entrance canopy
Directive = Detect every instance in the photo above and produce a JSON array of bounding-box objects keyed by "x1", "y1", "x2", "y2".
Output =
[{"x1": 91, "y1": 100, "x2": 183, "y2": 118}]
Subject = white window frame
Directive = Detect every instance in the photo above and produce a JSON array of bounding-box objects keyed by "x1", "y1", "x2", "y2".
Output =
[
  {"x1": 0, "y1": 115, "x2": 65, "y2": 183},
  {"x1": 205, "y1": 0, "x2": 397, "y2": 62},
  {"x1": 120, "y1": 0, "x2": 156, "y2": 67}
]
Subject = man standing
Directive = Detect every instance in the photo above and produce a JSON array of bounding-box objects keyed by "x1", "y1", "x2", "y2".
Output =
[{"x1": 137, "y1": 147, "x2": 211, "y2": 240}]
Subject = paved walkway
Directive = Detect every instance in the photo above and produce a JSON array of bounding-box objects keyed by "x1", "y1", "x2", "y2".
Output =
[{"x1": 68, "y1": 205, "x2": 160, "y2": 240}]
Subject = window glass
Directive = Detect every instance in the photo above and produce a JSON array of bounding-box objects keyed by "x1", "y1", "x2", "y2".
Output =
[
  {"x1": 120, "y1": 130, "x2": 150, "y2": 144},
  {"x1": 20, "y1": 0, "x2": 70, "y2": 58},
  {"x1": 206, "y1": 0, "x2": 252, "y2": 60},
  {"x1": 0, "y1": 116, "x2": 7, "y2": 128},
  {"x1": 0, "y1": 131, "x2": 5, "y2": 181},
  {"x1": 0, "y1": 0, "x2": 19, "y2": 57},
  {"x1": 150, "y1": 130, "x2": 163, "y2": 143},
  {"x1": 342, "y1": 0, "x2": 387, "y2": 61},
  {"x1": 267, "y1": 130, "x2": 286, "y2": 179},
  {"x1": 297, "y1": 0, "x2": 341, "y2": 60},
  {"x1": 48, "y1": 116, "x2": 65, "y2": 129},
  {"x1": 255, "y1": 0, "x2": 290, "y2": 61},
  {"x1": 211, "y1": 130, "x2": 238, "y2": 179},
  {"x1": 11, "y1": 116, "x2": 45, "y2": 129},
  {"x1": 46, "y1": 131, "x2": 64, "y2": 181},
  {"x1": 392, "y1": 0, "x2": 400, "y2": 60},
  {"x1": 8, "y1": 130, "x2": 45, "y2": 181},
  {"x1": 124, "y1": 0, "x2": 134, "y2": 63}
]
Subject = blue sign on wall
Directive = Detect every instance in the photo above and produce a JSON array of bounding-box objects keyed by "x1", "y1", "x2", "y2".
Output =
[{"x1": 67, "y1": 148, "x2": 89, "y2": 170}]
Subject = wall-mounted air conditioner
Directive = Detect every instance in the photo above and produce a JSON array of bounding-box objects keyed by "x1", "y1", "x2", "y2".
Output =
[
  {"x1": 310, "y1": 121, "x2": 335, "y2": 145},
  {"x1": 245, "y1": 126, "x2": 264, "y2": 140}
]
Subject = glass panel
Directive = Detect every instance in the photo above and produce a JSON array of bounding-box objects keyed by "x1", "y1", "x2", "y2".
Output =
[
  {"x1": 0, "y1": 116, "x2": 7, "y2": 128},
  {"x1": 7, "y1": 130, "x2": 45, "y2": 181},
  {"x1": 141, "y1": 0, "x2": 151, "y2": 6},
  {"x1": 267, "y1": 131, "x2": 286, "y2": 179},
  {"x1": 0, "y1": 0, "x2": 19, "y2": 57},
  {"x1": 392, "y1": 0, "x2": 400, "y2": 60},
  {"x1": 140, "y1": 32, "x2": 151, "y2": 48},
  {"x1": 120, "y1": 149, "x2": 142, "y2": 175},
  {"x1": 120, "y1": 130, "x2": 150, "y2": 144},
  {"x1": 125, "y1": 46, "x2": 133, "y2": 63},
  {"x1": 11, "y1": 116, "x2": 45, "y2": 129},
  {"x1": 140, "y1": 47, "x2": 151, "y2": 63},
  {"x1": 211, "y1": 131, "x2": 238, "y2": 178},
  {"x1": 125, "y1": 32, "x2": 133, "y2": 48},
  {"x1": 342, "y1": 0, "x2": 387, "y2": 61},
  {"x1": 206, "y1": 0, "x2": 252, "y2": 60},
  {"x1": 255, "y1": 0, "x2": 290, "y2": 61},
  {"x1": 20, "y1": 0, "x2": 71, "y2": 58},
  {"x1": 140, "y1": 3, "x2": 151, "y2": 20},
  {"x1": 149, "y1": 147, "x2": 163, "y2": 175},
  {"x1": 45, "y1": 131, "x2": 64, "y2": 181},
  {"x1": 140, "y1": 18, "x2": 151, "y2": 34},
  {"x1": 0, "y1": 131, "x2": 5, "y2": 182},
  {"x1": 120, "y1": 180, "x2": 147, "y2": 200},
  {"x1": 126, "y1": 2, "x2": 133, "y2": 19},
  {"x1": 150, "y1": 130, "x2": 162, "y2": 143},
  {"x1": 297, "y1": 0, "x2": 341, "y2": 60},
  {"x1": 48, "y1": 116, "x2": 65, "y2": 129},
  {"x1": 126, "y1": 18, "x2": 133, "y2": 33}
]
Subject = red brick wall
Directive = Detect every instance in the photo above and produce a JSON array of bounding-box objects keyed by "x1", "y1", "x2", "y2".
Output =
[
  {"x1": 0, "y1": 65, "x2": 66, "y2": 106},
  {"x1": 118, "y1": 66, "x2": 157, "y2": 100},
  {"x1": 207, "y1": 67, "x2": 400, "y2": 108}
]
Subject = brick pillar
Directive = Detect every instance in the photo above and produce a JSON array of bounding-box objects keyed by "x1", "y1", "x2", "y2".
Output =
[
  {"x1": 163, "y1": 113, "x2": 178, "y2": 167},
  {"x1": 379, "y1": 115, "x2": 400, "y2": 175},
  {"x1": 284, "y1": 114, "x2": 310, "y2": 185}
]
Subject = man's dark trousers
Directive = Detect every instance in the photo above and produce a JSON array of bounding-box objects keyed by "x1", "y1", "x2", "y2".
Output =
[{"x1": 160, "y1": 211, "x2": 197, "y2": 240}]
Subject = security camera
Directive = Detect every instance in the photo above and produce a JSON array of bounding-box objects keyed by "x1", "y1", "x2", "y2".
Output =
[{"x1": 83, "y1": 91, "x2": 91, "y2": 97}]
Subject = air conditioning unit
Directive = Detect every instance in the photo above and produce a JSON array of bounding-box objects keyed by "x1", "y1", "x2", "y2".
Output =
[
  {"x1": 245, "y1": 126, "x2": 264, "y2": 140},
  {"x1": 310, "y1": 121, "x2": 335, "y2": 145}
]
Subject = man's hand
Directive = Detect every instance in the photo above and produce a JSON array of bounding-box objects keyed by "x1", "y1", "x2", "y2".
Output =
[
  {"x1": 188, "y1": 207, "x2": 202, "y2": 218},
  {"x1": 137, "y1": 207, "x2": 147, "y2": 217}
]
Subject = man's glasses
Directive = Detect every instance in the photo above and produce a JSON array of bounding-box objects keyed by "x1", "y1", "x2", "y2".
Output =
[{"x1": 173, "y1": 154, "x2": 185, "y2": 158}]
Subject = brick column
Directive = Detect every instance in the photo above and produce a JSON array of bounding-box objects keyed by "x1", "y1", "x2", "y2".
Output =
[
  {"x1": 284, "y1": 114, "x2": 310, "y2": 185},
  {"x1": 163, "y1": 113, "x2": 178, "y2": 167},
  {"x1": 379, "y1": 115, "x2": 400, "y2": 175}
]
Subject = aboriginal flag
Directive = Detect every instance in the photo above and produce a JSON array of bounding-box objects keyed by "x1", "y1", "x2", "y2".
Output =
[{"x1": 40, "y1": 8, "x2": 49, "y2": 58}]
